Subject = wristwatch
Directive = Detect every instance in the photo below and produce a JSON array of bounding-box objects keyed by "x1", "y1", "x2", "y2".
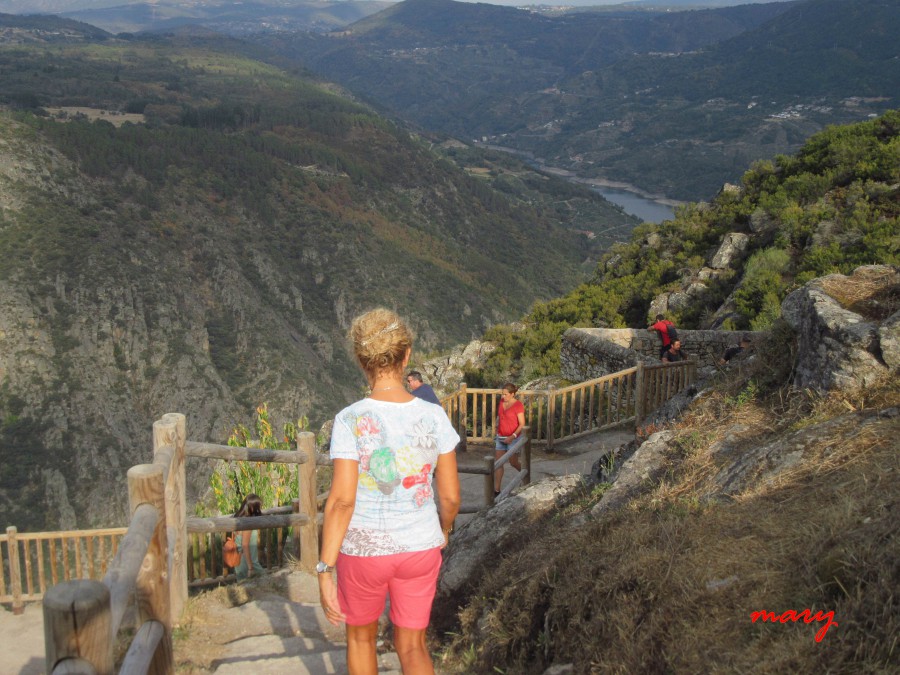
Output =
[{"x1": 316, "y1": 561, "x2": 334, "y2": 574}]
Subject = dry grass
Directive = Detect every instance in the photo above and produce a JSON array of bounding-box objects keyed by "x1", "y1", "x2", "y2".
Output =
[
  {"x1": 436, "y1": 324, "x2": 900, "y2": 674},
  {"x1": 819, "y1": 266, "x2": 899, "y2": 321}
]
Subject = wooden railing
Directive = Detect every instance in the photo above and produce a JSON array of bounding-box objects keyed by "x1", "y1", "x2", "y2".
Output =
[
  {"x1": 441, "y1": 360, "x2": 695, "y2": 451},
  {"x1": 457, "y1": 426, "x2": 532, "y2": 514},
  {"x1": 39, "y1": 413, "x2": 320, "y2": 675},
  {"x1": 1, "y1": 526, "x2": 128, "y2": 614},
  {"x1": 0, "y1": 522, "x2": 298, "y2": 612},
  {"x1": 3, "y1": 363, "x2": 694, "y2": 622}
]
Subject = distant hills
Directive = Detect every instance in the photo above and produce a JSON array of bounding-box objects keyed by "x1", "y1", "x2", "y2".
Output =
[
  {"x1": 0, "y1": 0, "x2": 392, "y2": 35},
  {"x1": 256, "y1": 0, "x2": 898, "y2": 200},
  {"x1": 0, "y1": 21, "x2": 636, "y2": 530}
]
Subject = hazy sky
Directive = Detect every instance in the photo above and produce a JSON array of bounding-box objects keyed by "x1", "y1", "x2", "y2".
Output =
[{"x1": 449, "y1": 0, "x2": 790, "y2": 6}]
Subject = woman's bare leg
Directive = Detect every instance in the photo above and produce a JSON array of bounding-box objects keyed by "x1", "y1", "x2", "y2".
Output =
[
  {"x1": 494, "y1": 449, "x2": 505, "y2": 492},
  {"x1": 393, "y1": 625, "x2": 434, "y2": 674},
  {"x1": 346, "y1": 621, "x2": 379, "y2": 675}
]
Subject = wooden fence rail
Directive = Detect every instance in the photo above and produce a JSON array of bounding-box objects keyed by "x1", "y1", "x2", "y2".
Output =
[
  {"x1": 441, "y1": 360, "x2": 694, "y2": 451},
  {"x1": 1, "y1": 526, "x2": 128, "y2": 614},
  {"x1": 457, "y1": 427, "x2": 533, "y2": 514}
]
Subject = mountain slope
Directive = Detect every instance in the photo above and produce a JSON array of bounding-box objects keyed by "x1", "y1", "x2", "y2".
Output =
[
  {"x1": 472, "y1": 110, "x2": 899, "y2": 385},
  {"x1": 0, "y1": 29, "x2": 635, "y2": 531}
]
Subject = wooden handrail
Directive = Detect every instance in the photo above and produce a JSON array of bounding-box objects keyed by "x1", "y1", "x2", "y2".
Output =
[
  {"x1": 104, "y1": 503, "x2": 159, "y2": 637},
  {"x1": 185, "y1": 442, "x2": 307, "y2": 464},
  {"x1": 186, "y1": 514, "x2": 309, "y2": 534}
]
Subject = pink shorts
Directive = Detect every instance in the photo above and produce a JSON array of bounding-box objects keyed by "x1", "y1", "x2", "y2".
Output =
[{"x1": 337, "y1": 548, "x2": 442, "y2": 629}]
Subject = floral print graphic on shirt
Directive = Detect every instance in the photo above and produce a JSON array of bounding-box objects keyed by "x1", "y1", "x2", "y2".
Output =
[{"x1": 330, "y1": 397, "x2": 460, "y2": 556}]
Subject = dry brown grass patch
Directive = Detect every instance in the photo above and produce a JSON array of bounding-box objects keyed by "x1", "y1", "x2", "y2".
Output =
[{"x1": 819, "y1": 266, "x2": 900, "y2": 321}]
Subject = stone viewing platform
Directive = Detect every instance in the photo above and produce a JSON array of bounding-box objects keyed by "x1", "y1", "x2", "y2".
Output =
[{"x1": 561, "y1": 327, "x2": 767, "y2": 380}]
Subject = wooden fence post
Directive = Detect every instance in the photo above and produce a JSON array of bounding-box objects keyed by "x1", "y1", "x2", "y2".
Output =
[
  {"x1": 7, "y1": 526, "x2": 23, "y2": 615},
  {"x1": 634, "y1": 361, "x2": 645, "y2": 426},
  {"x1": 297, "y1": 431, "x2": 318, "y2": 573},
  {"x1": 160, "y1": 413, "x2": 187, "y2": 622},
  {"x1": 459, "y1": 383, "x2": 468, "y2": 452},
  {"x1": 127, "y1": 464, "x2": 173, "y2": 675},
  {"x1": 153, "y1": 415, "x2": 184, "y2": 623},
  {"x1": 547, "y1": 386, "x2": 556, "y2": 452},
  {"x1": 43, "y1": 579, "x2": 113, "y2": 674},
  {"x1": 523, "y1": 426, "x2": 532, "y2": 486}
]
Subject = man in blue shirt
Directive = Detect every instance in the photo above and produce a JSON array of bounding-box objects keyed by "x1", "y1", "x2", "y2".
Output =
[{"x1": 406, "y1": 371, "x2": 441, "y2": 405}]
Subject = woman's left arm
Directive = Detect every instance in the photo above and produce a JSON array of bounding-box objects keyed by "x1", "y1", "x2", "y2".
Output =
[{"x1": 512, "y1": 409, "x2": 526, "y2": 439}]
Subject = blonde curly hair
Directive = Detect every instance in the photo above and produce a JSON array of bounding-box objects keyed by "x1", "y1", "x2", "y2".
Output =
[{"x1": 349, "y1": 308, "x2": 414, "y2": 377}]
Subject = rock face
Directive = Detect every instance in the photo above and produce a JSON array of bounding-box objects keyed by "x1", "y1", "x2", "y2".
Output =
[
  {"x1": 781, "y1": 265, "x2": 899, "y2": 393},
  {"x1": 418, "y1": 339, "x2": 496, "y2": 396},
  {"x1": 709, "y1": 408, "x2": 898, "y2": 497},
  {"x1": 589, "y1": 431, "x2": 673, "y2": 516},
  {"x1": 437, "y1": 475, "x2": 583, "y2": 599},
  {"x1": 709, "y1": 232, "x2": 750, "y2": 269}
]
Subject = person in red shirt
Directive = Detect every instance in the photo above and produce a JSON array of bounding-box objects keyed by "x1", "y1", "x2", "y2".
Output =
[
  {"x1": 494, "y1": 383, "x2": 525, "y2": 496},
  {"x1": 649, "y1": 314, "x2": 677, "y2": 358}
]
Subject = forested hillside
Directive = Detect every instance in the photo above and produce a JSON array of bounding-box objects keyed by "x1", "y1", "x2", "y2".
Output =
[
  {"x1": 474, "y1": 111, "x2": 900, "y2": 384},
  {"x1": 259, "y1": 0, "x2": 898, "y2": 200},
  {"x1": 0, "y1": 24, "x2": 635, "y2": 531}
]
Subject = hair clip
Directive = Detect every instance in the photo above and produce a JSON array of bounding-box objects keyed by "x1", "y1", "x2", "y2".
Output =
[{"x1": 358, "y1": 321, "x2": 400, "y2": 346}]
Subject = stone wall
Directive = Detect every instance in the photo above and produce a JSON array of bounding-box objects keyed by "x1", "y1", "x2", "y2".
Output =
[{"x1": 561, "y1": 327, "x2": 767, "y2": 380}]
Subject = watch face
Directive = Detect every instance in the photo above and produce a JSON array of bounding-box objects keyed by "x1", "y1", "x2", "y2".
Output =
[{"x1": 316, "y1": 562, "x2": 330, "y2": 573}]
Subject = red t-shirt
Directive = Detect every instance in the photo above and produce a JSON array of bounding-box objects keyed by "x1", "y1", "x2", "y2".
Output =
[
  {"x1": 497, "y1": 399, "x2": 525, "y2": 437},
  {"x1": 651, "y1": 319, "x2": 675, "y2": 347}
]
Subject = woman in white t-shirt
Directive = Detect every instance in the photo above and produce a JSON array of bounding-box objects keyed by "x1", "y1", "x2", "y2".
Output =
[{"x1": 318, "y1": 308, "x2": 461, "y2": 674}]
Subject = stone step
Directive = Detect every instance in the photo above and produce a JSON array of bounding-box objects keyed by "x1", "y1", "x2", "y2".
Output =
[{"x1": 213, "y1": 635, "x2": 402, "y2": 674}]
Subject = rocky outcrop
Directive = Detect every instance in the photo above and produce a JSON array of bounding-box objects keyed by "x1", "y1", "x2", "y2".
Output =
[
  {"x1": 437, "y1": 475, "x2": 583, "y2": 599},
  {"x1": 879, "y1": 310, "x2": 900, "y2": 370},
  {"x1": 589, "y1": 431, "x2": 674, "y2": 516},
  {"x1": 781, "y1": 265, "x2": 898, "y2": 393},
  {"x1": 709, "y1": 232, "x2": 750, "y2": 269},
  {"x1": 708, "y1": 408, "x2": 898, "y2": 497},
  {"x1": 418, "y1": 339, "x2": 496, "y2": 396}
]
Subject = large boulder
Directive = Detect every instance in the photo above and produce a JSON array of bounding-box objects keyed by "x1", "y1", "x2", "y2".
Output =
[
  {"x1": 781, "y1": 265, "x2": 898, "y2": 393},
  {"x1": 437, "y1": 475, "x2": 583, "y2": 600},
  {"x1": 709, "y1": 232, "x2": 750, "y2": 269},
  {"x1": 650, "y1": 282, "x2": 708, "y2": 315},
  {"x1": 588, "y1": 430, "x2": 675, "y2": 517}
]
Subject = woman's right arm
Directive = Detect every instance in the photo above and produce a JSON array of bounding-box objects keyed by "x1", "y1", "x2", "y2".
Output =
[{"x1": 318, "y1": 458, "x2": 358, "y2": 625}]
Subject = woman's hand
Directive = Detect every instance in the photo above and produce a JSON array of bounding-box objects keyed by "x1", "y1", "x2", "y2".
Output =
[{"x1": 318, "y1": 573, "x2": 346, "y2": 626}]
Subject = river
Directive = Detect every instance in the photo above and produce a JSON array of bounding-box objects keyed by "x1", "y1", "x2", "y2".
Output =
[
  {"x1": 480, "y1": 144, "x2": 680, "y2": 223},
  {"x1": 589, "y1": 185, "x2": 676, "y2": 224}
]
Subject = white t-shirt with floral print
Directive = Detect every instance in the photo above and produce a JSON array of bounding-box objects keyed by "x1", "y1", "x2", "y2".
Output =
[{"x1": 329, "y1": 397, "x2": 460, "y2": 557}]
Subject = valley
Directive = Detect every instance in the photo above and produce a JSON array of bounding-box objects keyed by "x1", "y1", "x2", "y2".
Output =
[
  {"x1": 0, "y1": 22, "x2": 637, "y2": 531},
  {"x1": 257, "y1": 0, "x2": 898, "y2": 201}
]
